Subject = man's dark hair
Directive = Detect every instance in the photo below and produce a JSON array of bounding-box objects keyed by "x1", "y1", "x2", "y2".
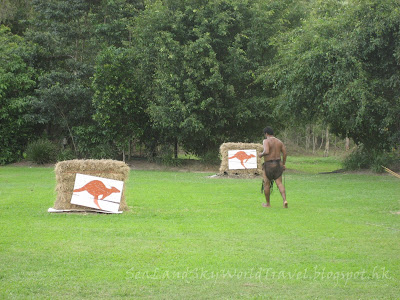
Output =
[{"x1": 263, "y1": 126, "x2": 274, "y2": 135}]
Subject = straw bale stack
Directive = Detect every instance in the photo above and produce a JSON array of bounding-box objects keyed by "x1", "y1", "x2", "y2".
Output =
[
  {"x1": 53, "y1": 159, "x2": 130, "y2": 211},
  {"x1": 219, "y1": 142, "x2": 264, "y2": 177}
]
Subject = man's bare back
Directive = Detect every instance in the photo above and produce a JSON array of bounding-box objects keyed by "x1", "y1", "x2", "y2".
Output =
[{"x1": 260, "y1": 136, "x2": 286, "y2": 164}]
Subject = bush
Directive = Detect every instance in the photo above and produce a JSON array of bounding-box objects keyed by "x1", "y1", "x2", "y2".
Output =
[
  {"x1": 200, "y1": 150, "x2": 221, "y2": 165},
  {"x1": 25, "y1": 139, "x2": 58, "y2": 164},
  {"x1": 73, "y1": 125, "x2": 119, "y2": 159},
  {"x1": 343, "y1": 146, "x2": 400, "y2": 172},
  {"x1": 154, "y1": 145, "x2": 183, "y2": 167},
  {"x1": 370, "y1": 151, "x2": 399, "y2": 173},
  {"x1": 75, "y1": 143, "x2": 119, "y2": 160},
  {"x1": 57, "y1": 148, "x2": 77, "y2": 161},
  {"x1": 343, "y1": 147, "x2": 371, "y2": 170}
]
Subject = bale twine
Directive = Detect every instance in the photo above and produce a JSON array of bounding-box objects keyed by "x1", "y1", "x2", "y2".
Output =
[
  {"x1": 53, "y1": 159, "x2": 130, "y2": 211},
  {"x1": 219, "y1": 142, "x2": 264, "y2": 177}
]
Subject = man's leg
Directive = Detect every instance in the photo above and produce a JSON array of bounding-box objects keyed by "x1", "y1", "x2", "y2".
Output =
[
  {"x1": 275, "y1": 176, "x2": 288, "y2": 208},
  {"x1": 262, "y1": 170, "x2": 271, "y2": 207}
]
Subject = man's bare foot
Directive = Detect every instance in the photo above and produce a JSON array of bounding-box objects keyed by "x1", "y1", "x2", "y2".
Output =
[
  {"x1": 262, "y1": 203, "x2": 271, "y2": 208},
  {"x1": 283, "y1": 201, "x2": 288, "y2": 208}
]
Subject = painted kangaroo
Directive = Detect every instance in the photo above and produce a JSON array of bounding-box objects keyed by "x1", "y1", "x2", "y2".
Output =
[
  {"x1": 73, "y1": 180, "x2": 120, "y2": 210},
  {"x1": 228, "y1": 151, "x2": 256, "y2": 169}
]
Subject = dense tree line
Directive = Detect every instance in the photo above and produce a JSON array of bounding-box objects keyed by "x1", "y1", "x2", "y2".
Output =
[{"x1": 0, "y1": 0, "x2": 399, "y2": 164}]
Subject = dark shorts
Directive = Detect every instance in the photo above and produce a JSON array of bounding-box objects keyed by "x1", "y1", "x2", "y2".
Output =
[{"x1": 263, "y1": 159, "x2": 283, "y2": 181}]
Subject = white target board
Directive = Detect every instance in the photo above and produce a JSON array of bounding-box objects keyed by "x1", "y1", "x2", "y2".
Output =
[
  {"x1": 228, "y1": 149, "x2": 257, "y2": 170},
  {"x1": 70, "y1": 173, "x2": 124, "y2": 213}
]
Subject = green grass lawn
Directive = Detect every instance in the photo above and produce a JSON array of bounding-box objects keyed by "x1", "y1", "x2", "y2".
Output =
[
  {"x1": 0, "y1": 157, "x2": 399, "y2": 299},
  {"x1": 286, "y1": 155, "x2": 343, "y2": 174}
]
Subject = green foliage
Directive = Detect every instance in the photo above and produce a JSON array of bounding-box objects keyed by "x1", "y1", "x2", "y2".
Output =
[
  {"x1": 154, "y1": 145, "x2": 183, "y2": 167},
  {"x1": 270, "y1": 0, "x2": 400, "y2": 152},
  {"x1": 29, "y1": 0, "x2": 96, "y2": 63},
  {"x1": 370, "y1": 152, "x2": 398, "y2": 173},
  {"x1": 0, "y1": 0, "x2": 32, "y2": 34},
  {"x1": 25, "y1": 1, "x2": 145, "y2": 157},
  {"x1": 24, "y1": 0, "x2": 100, "y2": 153},
  {"x1": 92, "y1": 46, "x2": 149, "y2": 145},
  {"x1": 0, "y1": 25, "x2": 38, "y2": 165},
  {"x1": 57, "y1": 148, "x2": 77, "y2": 161},
  {"x1": 25, "y1": 139, "x2": 58, "y2": 164},
  {"x1": 343, "y1": 146, "x2": 372, "y2": 171},
  {"x1": 73, "y1": 125, "x2": 120, "y2": 159},
  {"x1": 35, "y1": 68, "x2": 95, "y2": 139},
  {"x1": 42, "y1": 70, "x2": 93, "y2": 134},
  {"x1": 129, "y1": 0, "x2": 302, "y2": 157},
  {"x1": 90, "y1": 0, "x2": 143, "y2": 47},
  {"x1": 1, "y1": 0, "x2": 399, "y2": 163},
  {"x1": 200, "y1": 150, "x2": 221, "y2": 165},
  {"x1": 27, "y1": 0, "x2": 140, "y2": 155},
  {"x1": 343, "y1": 146, "x2": 400, "y2": 172}
]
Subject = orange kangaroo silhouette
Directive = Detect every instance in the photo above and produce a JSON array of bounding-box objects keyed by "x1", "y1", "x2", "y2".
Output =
[
  {"x1": 228, "y1": 151, "x2": 256, "y2": 169},
  {"x1": 73, "y1": 180, "x2": 120, "y2": 210}
]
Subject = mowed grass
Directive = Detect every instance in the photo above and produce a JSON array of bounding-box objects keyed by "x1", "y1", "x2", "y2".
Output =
[
  {"x1": 0, "y1": 157, "x2": 399, "y2": 299},
  {"x1": 286, "y1": 155, "x2": 343, "y2": 174}
]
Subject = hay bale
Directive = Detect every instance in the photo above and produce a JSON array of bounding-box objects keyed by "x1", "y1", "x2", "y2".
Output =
[
  {"x1": 219, "y1": 142, "x2": 264, "y2": 177},
  {"x1": 53, "y1": 159, "x2": 130, "y2": 211}
]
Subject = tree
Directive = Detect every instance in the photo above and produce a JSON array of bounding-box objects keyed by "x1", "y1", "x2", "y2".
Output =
[
  {"x1": 24, "y1": 0, "x2": 99, "y2": 150},
  {"x1": 128, "y1": 0, "x2": 304, "y2": 158},
  {"x1": 92, "y1": 46, "x2": 150, "y2": 155},
  {"x1": 0, "y1": 26, "x2": 38, "y2": 164},
  {"x1": 0, "y1": 0, "x2": 32, "y2": 34},
  {"x1": 90, "y1": 0, "x2": 144, "y2": 47},
  {"x1": 270, "y1": 0, "x2": 400, "y2": 152},
  {"x1": 34, "y1": 65, "x2": 94, "y2": 154},
  {"x1": 25, "y1": 0, "x2": 145, "y2": 157}
]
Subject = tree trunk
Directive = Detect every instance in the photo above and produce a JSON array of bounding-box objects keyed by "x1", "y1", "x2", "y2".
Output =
[
  {"x1": 324, "y1": 127, "x2": 330, "y2": 157},
  {"x1": 345, "y1": 137, "x2": 350, "y2": 151},
  {"x1": 132, "y1": 139, "x2": 135, "y2": 158},
  {"x1": 174, "y1": 138, "x2": 178, "y2": 159},
  {"x1": 55, "y1": 105, "x2": 77, "y2": 156},
  {"x1": 312, "y1": 125, "x2": 317, "y2": 154},
  {"x1": 305, "y1": 125, "x2": 311, "y2": 151},
  {"x1": 334, "y1": 136, "x2": 337, "y2": 155},
  {"x1": 319, "y1": 129, "x2": 324, "y2": 150},
  {"x1": 128, "y1": 139, "x2": 131, "y2": 161}
]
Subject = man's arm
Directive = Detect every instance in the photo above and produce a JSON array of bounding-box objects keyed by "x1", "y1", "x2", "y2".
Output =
[{"x1": 259, "y1": 139, "x2": 269, "y2": 158}]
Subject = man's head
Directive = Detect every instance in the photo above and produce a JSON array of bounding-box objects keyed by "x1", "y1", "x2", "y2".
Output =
[{"x1": 263, "y1": 126, "x2": 274, "y2": 136}]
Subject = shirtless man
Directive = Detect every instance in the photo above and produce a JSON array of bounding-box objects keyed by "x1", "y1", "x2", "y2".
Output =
[{"x1": 259, "y1": 126, "x2": 288, "y2": 208}]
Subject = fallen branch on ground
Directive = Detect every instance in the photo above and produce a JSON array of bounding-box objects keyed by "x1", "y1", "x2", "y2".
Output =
[{"x1": 382, "y1": 166, "x2": 400, "y2": 179}]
